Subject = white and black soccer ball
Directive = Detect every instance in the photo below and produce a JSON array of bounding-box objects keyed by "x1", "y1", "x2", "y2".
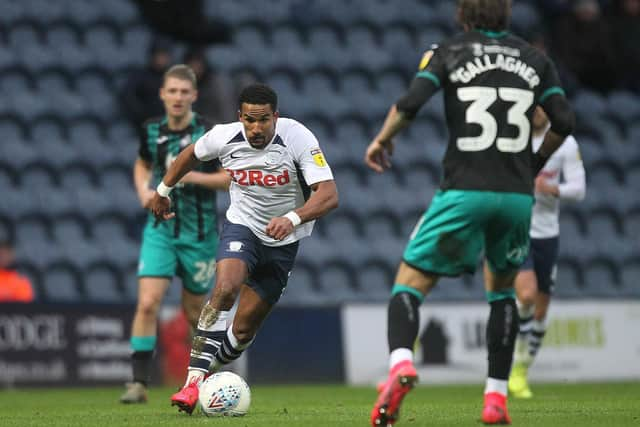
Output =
[{"x1": 198, "y1": 371, "x2": 251, "y2": 417}]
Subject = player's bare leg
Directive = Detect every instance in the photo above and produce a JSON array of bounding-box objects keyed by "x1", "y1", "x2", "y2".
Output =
[
  {"x1": 172, "y1": 259, "x2": 273, "y2": 414},
  {"x1": 121, "y1": 277, "x2": 170, "y2": 404},
  {"x1": 482, "y1": 262, "x2": 518, "y2": 424},
  {"x1": 371, "y1": 262, "x2": 437, "y2": 426}
]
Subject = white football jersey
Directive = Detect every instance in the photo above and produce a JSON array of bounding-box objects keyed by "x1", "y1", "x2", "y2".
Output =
[
  {"x1": 194, "y1": 117, "x2": 334, "y2": 246},
  {"x1": 530, "y1": 133, "x2": 586, "y2": 239}
]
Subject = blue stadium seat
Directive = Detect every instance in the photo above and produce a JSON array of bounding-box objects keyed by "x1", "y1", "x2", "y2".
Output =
[
  {"x1": 319, "y1": 210, "x2": 362, "y2": 241},
  {"x1": 270, "y1": 26, "x2": 305, "y2": 51},
  {"x1": 588, "y1": 208, "x2": 623, "y2": 238},
  {"x1": 99, "y1": 0, "x2": 138, "y2": 25},
  {"x1": 554, "y1": 257, "x2": 583, "y2": 298},
  {"x1": 52, "y1": 213, "x2": 91, "y2": 243},
  {"x1": 120, "y1": 25, "x2": 150, "y2": 69},
  {"x1": 14, "y1": 213, "x2": 52, "y2": 245},
  {"x1": 620, "y1": 258, "x2": 640, "y2": 297},
  {"x1": 20, "y1": 161, "x2": 58, "y2": 188},
  {"x1": 361, "y1": 210, "x2": 402, "y2": 242},
  {"x1": 510, "y1": 2, "x2": 541, "y2": 34},
  {"x1": 30, "y1": 115, "x2": 67, "y2": 143},
  {"x1": 581, "y1": 258, "x2": 620, "y2": 297},
  {"x1": 41, "y1": 261, "x2": 83, "y2": 302},
  {"x1": 66, "y1": 0, "x2": 104, "y2": 25},
  {"x1": 121, "y1": 261, "x2": 139, "y2": 302},
  {"x1": 625, "y1": 207, "x2": 640, "y2": 237},
  {"x1": 15, "y1": 261, "x2": 42, "y2": 298},
  {"x1": 23, "y1": 0, "x2": 65, "y2": 23},
  {"x1": 317, "y1": 260, "x2": 360, "y2": 301},
  {"x1": 0, "y1": 189, "x2": 38, "y2": 220},
  {"x1": 60, "y1": 161, "x2": 100, "y2": 190},
  {"x1": 83, "y1": 262, "x2": 124, "y2": 303},
  {"x1": 99, "y1": 163, "x2": 132, "y2": 191},
  {"x1": 0, "y1": 117, "x2": 27, "y2": 143},
  {"x1": 307, "y1": 25, "x2": 352, "y2": 72},
  {"x1": 607, "y1": 91, "x2": 640, "y2": 127},
  {"x1": 356, "y1": 258, "x2": 394, "y2": 301},
  {"x1": 345, "y1": 25, "x2": 378, "y2": 52},
  {"x1": 281, "y1": 261, "x2": 327, "y2": 306}
]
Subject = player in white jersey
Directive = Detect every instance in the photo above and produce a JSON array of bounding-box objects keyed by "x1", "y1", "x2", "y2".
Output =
[
  {"x1": 508, "y1": 106, "x2": 586, "y2": 398},
  {"x1": 148, "y1": 83, "x2": 339, "y2": 414}
]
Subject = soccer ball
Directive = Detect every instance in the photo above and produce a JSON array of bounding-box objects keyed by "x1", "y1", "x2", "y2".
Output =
[{"x1": 198, "y1": 371, "x2": 251, "y2": 417}]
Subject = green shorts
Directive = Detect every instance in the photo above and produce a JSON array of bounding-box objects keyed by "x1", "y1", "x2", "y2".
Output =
[
  {"x1": 403, "y1": 190, "x2": 533, "y2": 276},
  {"x1": 138, "y1": 222, "x2": 219, "y2": 294}
]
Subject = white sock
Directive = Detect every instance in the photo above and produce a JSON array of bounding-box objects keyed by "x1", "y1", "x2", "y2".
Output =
[
  {"x1": 484, "y1": 377, "x2": 508, "y2": 396},
  {"x1": 185, "y1": 370, "x2": 205, "y2": 388},
  {"x1": 518, "y1": 303, "x2": 534, "y2": 319},
  {"x1": 389, "y1": 348, "x2": 413, "y2": 370},
  {"x1": 198, "y1": 309, "x2": 229, "y2": 332}
]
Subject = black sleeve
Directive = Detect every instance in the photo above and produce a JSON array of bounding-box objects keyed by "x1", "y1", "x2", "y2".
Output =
[
  {"x1": 541, "y1": 93, "x2": 575, "y2": 137},
  {"x1": 395, "y1": 46, "x2": 445, "y2": 119},
  {"x1": 138, "y1": 124, "x2": 152, "y2": 162}
]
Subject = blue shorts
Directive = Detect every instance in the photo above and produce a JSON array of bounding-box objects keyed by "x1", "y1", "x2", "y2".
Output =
[
  {"x1": 217, "y1": 219, "x2": 299, "y2": 305},
  {"x1": 520, "y1": 237, "x2": 559, "y2": 295}
]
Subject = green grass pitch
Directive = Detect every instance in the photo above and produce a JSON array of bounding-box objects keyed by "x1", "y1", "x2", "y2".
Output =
[{"x1": 1, "y1": 382, "x2": 638, "y2": 426}]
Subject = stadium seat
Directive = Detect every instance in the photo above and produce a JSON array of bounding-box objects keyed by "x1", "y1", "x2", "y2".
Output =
[
  {"x1": 625, "y1": 207, "x2": 640, "y2": 237},
  {"x1": 41, "y1": 261, "x2": 83, "y2": 302},
  {"x1": 554, "y1": 257, "x2": 583, "y2": 298},
  {"x1": 607, "y1": 91, "x2": 640, "y2": 128},
  {"x1": 83, "y1": 262, "x2": 124, "y2": 303},
  {"x1": 361, "y1": 210, "x2": 402, "y2": 242},
  {"x1": 317, "y1": 260, "x2": 359, "y2": 301},
  {"x1": 581, "y1": 257, "x2": 620, "y2": 297},
  {"x1": 357, "y1": 258, "x2": 394, "y2": 301},
  {"x1": 620, "y1": 258, "x2": 640, "y2": 297},
  {"x1": 282, "y1": 261, "x2": 326, "y2": 306},
  {"x1": 0, "y1": 162, "x2": 18, "y2": 189},
  {"x1": 60, "y1": 161, "x2": 100, "y2": 190},
  {"x1": 20, "y1": 161, "x2": 59, "y2": 188},
  {"x1": 15, "y1": 261, "x2": 42, "y2": 298},
  {"x1": 318, "y1": 210, "x2": 362, "y2": 241},
  {"x1": 51, "y1": 213, "x2": 91, "y2": 243},
  {"x1": 588, "y1": 208, "x2": 623, "y2": 238}
]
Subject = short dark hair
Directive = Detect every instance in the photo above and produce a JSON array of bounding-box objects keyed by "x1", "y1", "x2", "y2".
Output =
[
  {"x1": 238, "y1": 83, "x2": 278, "y2": 112},
  {"x1": 163, "y1": 64, "x2": 197, "y2": 88},
  {"x1": 457, "y1": 0, "x2": 511, "y2": 32}
]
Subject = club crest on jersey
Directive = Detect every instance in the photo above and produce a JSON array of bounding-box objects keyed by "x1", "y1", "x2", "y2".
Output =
[
  {"x1": 265, "y1": 150, "x2": 283, "y2": 165},
  {"x1": 310, "y1": 148, "x2": 327, "y2": 167},
  {"x1": 227, "y1": 169, "x2": 290, "y2": 186}
]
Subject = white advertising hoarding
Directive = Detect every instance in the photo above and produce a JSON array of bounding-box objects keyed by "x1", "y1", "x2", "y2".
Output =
[{"x1": 342, "y1": 301, "x2": 640, "y2": 385}]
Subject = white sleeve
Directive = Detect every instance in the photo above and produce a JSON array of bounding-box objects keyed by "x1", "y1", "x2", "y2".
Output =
[
  {"x1": 288, "y1": 122, "x2": 334, "y2": 185},
  {"x1": 194, "y1": 125, "x2": 224, "y2": 161},
  {"x1": 558, "y1": 136, "x2": 586, "y2": 202}
]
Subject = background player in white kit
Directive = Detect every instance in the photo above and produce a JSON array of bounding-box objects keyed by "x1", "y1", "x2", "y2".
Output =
[
  {"x1": 508, "y1": 106, "x2": 586, "y2": 398},
  {"x1": 148, "y1": 83, "x2": 339, "y2": 414}
]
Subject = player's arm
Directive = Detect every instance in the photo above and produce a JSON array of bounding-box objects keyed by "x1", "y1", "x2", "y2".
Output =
[
  {"x1": 180, "y1": 168, "x2": 231, "y2": 191},
  {"x1": 534, "y1": 95, "x2": 575, "y2": 175},
  {"x1": 557, "y1": 139, "x2": 586, "y2": 201},
  {"x1": 133, "y1": 158, "x2": 155, "y2": 208},
  {"x1": 149, "y1": 144, "x2": 201, "y2": 220},
  {"x1": 265, "y1": 180, "x2": 339, "y2": 241},
  {"x1": 534, "y1": 57, "x2": 576, "y2": 175},
  {"x1": 366, "y1": 48, "x2": 442, "y2": 173},
  {"x1": 134, "y1": 124, "x2": 156, "y2": 208}
]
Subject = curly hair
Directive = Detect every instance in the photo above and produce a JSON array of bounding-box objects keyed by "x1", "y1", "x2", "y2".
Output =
[
  {"x1": 457, "y1": 0, "x2": 511, "y2": 32},
  {"x1": 238, "y1": 83, "x2": 278, "y2": 112}
]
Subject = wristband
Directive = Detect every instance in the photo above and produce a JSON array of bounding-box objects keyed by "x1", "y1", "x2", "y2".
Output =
[
  {"x1": 284, "y1": 211, "x2": 302, "y2": 227},
  {"x1": 156, "y1": 181, "x2": 174, "y2": 198}
]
